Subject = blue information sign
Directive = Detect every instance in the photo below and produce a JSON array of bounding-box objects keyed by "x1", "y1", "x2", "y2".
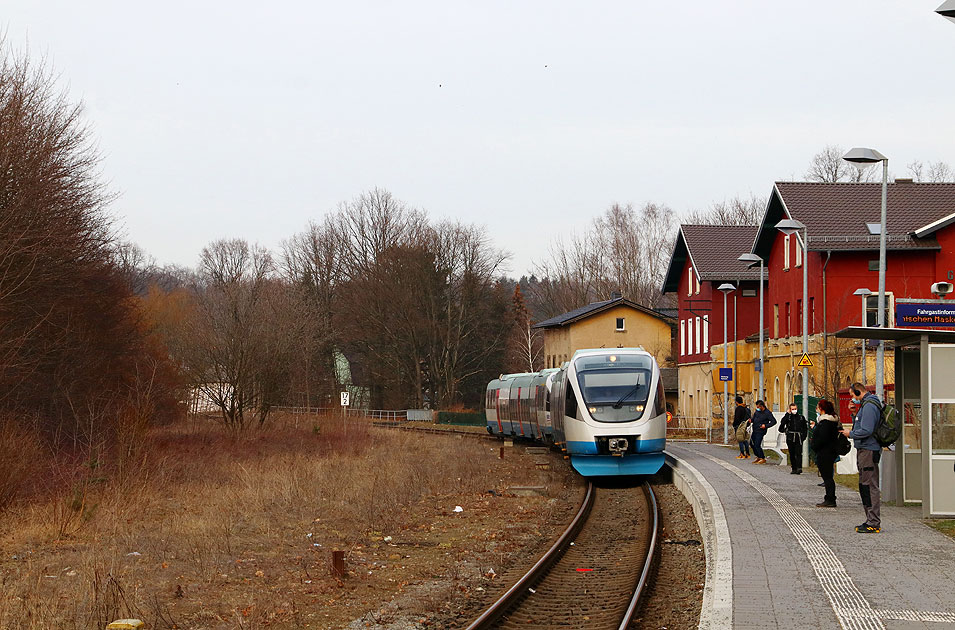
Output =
[
  {"x1": 719, "y1": 367, "x2": 733, "y2": 382},
  {"x1": 896, "y1": 302, "x2": 955, "y2": 327}
]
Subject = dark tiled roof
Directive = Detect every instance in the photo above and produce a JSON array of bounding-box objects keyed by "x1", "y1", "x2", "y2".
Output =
[
  {"x1": 654, "y1": 307, "x2": 679, "y2": 319},
  {"x1": 532, "y1": 297, "x2": 673, "y2": 329},
  {"x1": 773, "y1": 182, "x2": 955, "y2": 251},
  {"x1": 681, "y1": 224, "x2": 763, "y2": 281},
  {"x1": 660, "y1": 367, "x2": 678, "y2": 392}
]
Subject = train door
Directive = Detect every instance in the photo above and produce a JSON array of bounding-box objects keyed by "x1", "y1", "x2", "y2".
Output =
[{"x1": 498, "y1": 382, "x2": 510, "y2": 434}]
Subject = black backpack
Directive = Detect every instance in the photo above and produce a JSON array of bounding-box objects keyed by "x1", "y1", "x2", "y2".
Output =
[{"x1": 836, "y1": 431, "x2": 852, "y2": 456}]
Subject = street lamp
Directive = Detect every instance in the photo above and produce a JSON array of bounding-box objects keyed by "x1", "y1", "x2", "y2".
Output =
[
  {"x1": 938, "y1": 0, "x2": 955, "y2": 24},
  {"x1": 853, "y1": 288, "x2": 873, "y2": 383},
  {"x1": 844, "y1": 147, "x2": 889, "y2": 401},
  {"x1": 738, "y1": 253, "x2": 765, "y2": 403},
  {"x1": 718, "y1": 282, "x2": 736, "y2": 445},
  {"x1": 776, "y1": 217, "x2": 810, "y2": 469}
]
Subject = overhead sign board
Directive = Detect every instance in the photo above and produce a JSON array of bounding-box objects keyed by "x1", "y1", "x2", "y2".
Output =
[
  {"x1": 719, "y1": 367, "x2": 733, "y2": 382},
  {"x1": 340, "y1": 391, "x2": 350, "y2": 407},
  {"x1": 896, "y1": 302, "x2": 955, "y2": 328}
]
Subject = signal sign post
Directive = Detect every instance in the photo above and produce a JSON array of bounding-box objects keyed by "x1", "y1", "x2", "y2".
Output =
[{"x1": 340, "y1": 391, "x2": 350, "y2": 419}]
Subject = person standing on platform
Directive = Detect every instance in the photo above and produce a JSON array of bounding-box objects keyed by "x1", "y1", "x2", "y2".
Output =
[
  {"x1": 750, "y1": 400, "x2": 776, "y2": 464},
  {"x1": 778, "y1": 402, "x2": 808, "y2": 474},
  {"x1": 811, "y1": 399, "x2": 841, "y2": 507},
  {"x1": 733, "y1": 396, "x2": 752, "y2": 459},
  {"x1": 842, "y1": 382, "x2": 882, "y2": 533}
]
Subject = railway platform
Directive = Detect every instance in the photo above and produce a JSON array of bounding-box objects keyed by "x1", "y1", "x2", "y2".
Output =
[{"x1": 666, "y1": 442, "x2": 955, "y2": 630}]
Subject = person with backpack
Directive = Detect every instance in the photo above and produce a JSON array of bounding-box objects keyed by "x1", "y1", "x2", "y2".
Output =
[
  {"x1": 733, "y1": 395, "x2": 752, "y2": 459},
  {"x1": 750, "y1": 400, "x2": 776, "y2": 464},
  {"x1": 842, "y1": 382, "x2": 883, "y2": 533},
  {"x1": 810, "y1": 399, "x2": 847, "y2": 508},
  {"x1": 778, "y1": 401, "x2": 808, "y2": 474}
]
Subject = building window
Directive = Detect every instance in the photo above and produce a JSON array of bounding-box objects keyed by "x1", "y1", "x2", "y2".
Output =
[
  {"x1": 687, "y1": 266, "x2": 693, "y2": 297},
  {"x1": 703, "y1": 315, "x2": 709, "y2": 354},
  {"x1": 680, "y1": 320, "x2": 686, "y2": 355},
  {"x1": 616, "y1": 317, "x2": 625, "y2": 331},
  {"x1": 785, "y1": 302, "x2": 791, "y2": 337},
  {"x1": 795, "y1": 237, "x2": 803, "y2": 267},
  {"x1": 797, "y1": 299, "x2": 802, "y2": 336},
  {"x1": 865, "y1": 293, "x2": 895, "y2": 327},
  {"x1": 774, "y1": 304, "x2": 779, "y2": 337},
  {"x1": 695, "y1": 316, "x2": 701, "y2": 354},
  {"x1": 742, "y1": 288, "x2": 757, "y2": 298},
  {"x1": 783, "y1": 234, "x2": 791, "y2": 270},
  {"x1": 695, "y1": 273, "x2": 700, "y2": 295},
  {"x1": 810, "y1": 297, "x2": 815, "y2": 334},
  {"x1": 868, "y1": 259, "x2": 879, "y2": 272}
]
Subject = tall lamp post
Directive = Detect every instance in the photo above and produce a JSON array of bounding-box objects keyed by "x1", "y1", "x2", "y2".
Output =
[
  {"x1": 739, "y1": 253, "x2": 765, "y2": 403},
  {"x1": 776, "y1": 218, "x2": 810, "y2": 469},
  {"x1": 718, "y1": 283, "x2": 736, "y2": 444},
  {"x1": 844, "y1": 148, "x2": 889, "y2": 401},
  {"x1": 938, "y1": 0, "x2": 955, "y2": 24},
  {"x1": 854, "y1": 288, "x2": 873, "y2": 383}
]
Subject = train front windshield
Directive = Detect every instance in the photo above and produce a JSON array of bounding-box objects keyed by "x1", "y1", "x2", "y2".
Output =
[{"x1": 574, "y1": 355, "x2": 653, "y2": 416}]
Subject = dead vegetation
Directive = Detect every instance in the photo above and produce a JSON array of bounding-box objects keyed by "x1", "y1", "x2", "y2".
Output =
[{"x1": 0, "y1": 414, "x2": 577, "y2": 629}]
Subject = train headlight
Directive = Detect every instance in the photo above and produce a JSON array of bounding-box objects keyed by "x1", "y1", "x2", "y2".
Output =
[
  {"x1": 630, "y1": 405, "x2": 644, "y2": 413},
  {"x1": 609, "y1": 355, "x2": 617, "y2": 362}
]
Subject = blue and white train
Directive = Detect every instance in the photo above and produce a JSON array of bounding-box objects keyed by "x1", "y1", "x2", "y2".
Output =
[{"x1": 485, "y1": 348, "x2": 666, "y2": 477}]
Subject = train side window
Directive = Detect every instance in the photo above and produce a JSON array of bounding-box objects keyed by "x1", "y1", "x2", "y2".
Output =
[
  {"x1": 654, "y1": 377, "x2": 666, "y2": 416},
  {"x1": 565, "y1": 380, "x2": 578, "y2": 418}
]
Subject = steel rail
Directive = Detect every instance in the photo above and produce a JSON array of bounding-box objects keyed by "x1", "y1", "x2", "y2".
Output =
[
  {"x1": 617, "y1": 482, "x2": 660, "y2": 629},
  {"x1": 463, "y1": 482, "x2": 596, "y2": 630}
]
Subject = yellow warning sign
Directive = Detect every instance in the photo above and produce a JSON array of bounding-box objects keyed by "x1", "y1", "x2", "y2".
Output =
[{"x1": 797, "y1": 353, "x2": 813, "y2": 368}]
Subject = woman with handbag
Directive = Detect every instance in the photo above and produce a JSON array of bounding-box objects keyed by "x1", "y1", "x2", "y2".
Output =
[{"x1": 810, "y1": 399, "x2": 847, "y2": 508}]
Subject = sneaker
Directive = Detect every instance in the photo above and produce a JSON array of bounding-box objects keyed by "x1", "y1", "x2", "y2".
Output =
[
  {"x1": 790, "y1": 470, "x2": 800, "y2": 474},
  {"x1": 755, "y1": 458, "x2": 767, "y2": 464},
  {"x1": 816, "y1": 501, "x2": 837, "y2": 508},
  {"x1": 736, "y1": 454, "x2": 745, "y2": 459},
  {"x1": 856, "y1": 524, "x2": 881, "y2": 534},
  {"x1": 818, "y1": 482, "x2": 825, "y2": 487},
  {"x1": 796, "y1": 469, "x2": 803, "y2": 474}
]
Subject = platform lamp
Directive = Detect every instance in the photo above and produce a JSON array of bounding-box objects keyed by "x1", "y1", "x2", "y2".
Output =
[
  {"x1": 718, "y1": 283, "x2": 736, "y2": 444},
  {"x1": 843, "y1": 147, "x2": 889, "y2": 402},
  {"x1": 854, "y1": 288, "x2": 873, "y2": 383},
  {"x1": 738, "y1": 253, "x2": 765, "y2": 403},
  {"x1": 775, "y1": 217, "x2": 810, "y2": 469},
  {"x1": 938, "y1": 0, "x2": 955, "y2": 24}
]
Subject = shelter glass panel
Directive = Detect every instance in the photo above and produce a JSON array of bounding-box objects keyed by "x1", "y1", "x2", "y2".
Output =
[{"x1": 931, "y1": 403, "x2": 955, "y2": 455}]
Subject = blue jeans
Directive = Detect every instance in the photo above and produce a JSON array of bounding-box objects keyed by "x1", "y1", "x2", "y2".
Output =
[
  {"x1": 751, "y1": 432, "x2": 765, "y2": 459},
  {"x1": 738, "y1": 439, "x2": 750, "y2": 455}
]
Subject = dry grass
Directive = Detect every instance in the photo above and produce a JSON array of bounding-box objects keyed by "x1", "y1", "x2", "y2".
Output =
[{"x1": 0, "y1": 413, "x2": 558, "y2": 629}]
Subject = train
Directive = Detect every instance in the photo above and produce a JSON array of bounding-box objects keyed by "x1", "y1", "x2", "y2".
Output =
[{"x1": 484, "y1": 347, "x2": 666, "y2": 476}]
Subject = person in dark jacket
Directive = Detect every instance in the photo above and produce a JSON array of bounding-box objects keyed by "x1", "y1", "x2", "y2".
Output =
[
  {"x1": 778, "y1": 402, "x2": 808, "y2": 474},
  {"x1": 733, "y1": 395, "x2": 752, "y2": 459},
  {"x1": 842, "y1": 382, "x2": 883, "y2": 533},
  {"x1": 810, "y1": 399, "x2": 841, "y2": 507},
  {"x1": 749, "y1": 400, "x2": 776, "y2": 464}
]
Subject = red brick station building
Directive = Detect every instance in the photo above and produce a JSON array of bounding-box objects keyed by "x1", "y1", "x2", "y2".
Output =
[{"x1": 663, "y1": 181, "x2": 955, "y2": 421}]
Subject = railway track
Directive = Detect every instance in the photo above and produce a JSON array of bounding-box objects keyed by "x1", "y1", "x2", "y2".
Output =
[{"x1": 465, "y1": 481, "x2": 659, "y2": 630}]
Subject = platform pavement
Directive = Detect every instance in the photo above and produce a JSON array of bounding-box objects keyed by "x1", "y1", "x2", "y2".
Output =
[{"x1": 667, "y1": 442, "x2": 955, "y2": 630}]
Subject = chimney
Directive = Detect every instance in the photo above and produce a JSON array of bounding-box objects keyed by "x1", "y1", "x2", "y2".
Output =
[
  {"x1": 895, "y1": 178, "x2": 914, "y2": 184},
  {"x1": 610, "y1": 291, "x2": 622, "y2": 300}
]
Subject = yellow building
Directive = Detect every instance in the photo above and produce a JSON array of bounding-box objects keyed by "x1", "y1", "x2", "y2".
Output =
[{"x1": 533, "y1": 294, "x2": 678, "y2": 410}]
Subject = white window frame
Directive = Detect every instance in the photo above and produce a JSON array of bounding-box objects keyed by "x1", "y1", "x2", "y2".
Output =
[
  {"x1": 795, "y1": 237, "x2": 803, "y2": 267},
  {"x1": 687, "y1": 266, "x2": 693, "y2": 297},
  {"x1": 703, "y1": 315, "x2": 709, "y2": 354},
  {"x1": 695, "y1": 316, "x2": 701, "y2": 355},
  {"x1": 695, "y1": 273, "x2": 700, "y2": 295},
  {"x1": 783, "y1": 234, "x2": 791, "y2": 270},
  {"x1": 680, "y1": 320, "x2": 686, "y2": 356}
]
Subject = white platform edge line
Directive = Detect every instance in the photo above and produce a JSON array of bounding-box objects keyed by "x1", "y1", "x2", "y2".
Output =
[{"x1": 665, "y1": 448, "x2": 734, "y2": 630}]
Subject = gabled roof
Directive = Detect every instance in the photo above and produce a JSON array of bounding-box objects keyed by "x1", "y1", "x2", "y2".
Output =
[
  {"x1": 532, "y1": 297, "x2": 674, "y2": 329},
  {"x1": 662, "y1": 224, "x2": 761, "y2": 293},
  {"x1": 752, "y1": 182, "x2": 955, "y2": 258}
]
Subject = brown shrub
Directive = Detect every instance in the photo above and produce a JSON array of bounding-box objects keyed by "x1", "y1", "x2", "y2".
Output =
[{"x1": 0, "y1": 417, "x2": 44, "y2": 508}]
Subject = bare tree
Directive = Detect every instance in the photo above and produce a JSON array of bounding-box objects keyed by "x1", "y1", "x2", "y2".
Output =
[
  {"x1": 684, "y1": 194, "x2": 766, "y2": 226},
  {"x1": 805, "y1": 145, "x2": 875, "y2": 183},
  {"x1": 184, "y1": 239, "x2": 291, "y2": 429},
  {"x1": 907, "y1": 159, "x2": 954, "y2": 182}
]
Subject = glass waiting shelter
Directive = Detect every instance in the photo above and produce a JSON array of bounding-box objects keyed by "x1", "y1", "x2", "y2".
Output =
[{"x1": 835, "y1": 326, "x2": 955, "y2": 517}]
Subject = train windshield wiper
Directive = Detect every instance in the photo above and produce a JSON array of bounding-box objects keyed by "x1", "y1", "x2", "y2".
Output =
[{"x1": 612, "y1": 384, "x2": 641, "y2": 409}]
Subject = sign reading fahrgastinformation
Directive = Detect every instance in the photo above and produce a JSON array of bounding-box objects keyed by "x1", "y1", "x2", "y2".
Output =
[{"x1": 896, "y1": 303, "x2": 955, "y2": 327}]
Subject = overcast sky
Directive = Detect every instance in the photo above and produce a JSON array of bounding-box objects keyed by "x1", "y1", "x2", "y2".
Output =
[{"x1": 5, "y1": 1, "x2": 955, "y2": 276}]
